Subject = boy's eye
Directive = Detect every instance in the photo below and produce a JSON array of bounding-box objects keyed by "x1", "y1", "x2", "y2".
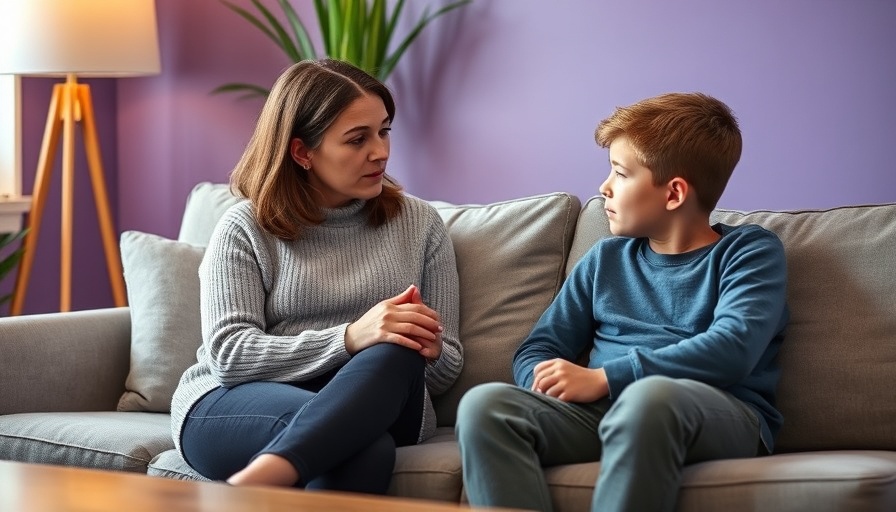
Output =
[{"x1": 615, "y1": 171, "x2": 626, "y2": 178}]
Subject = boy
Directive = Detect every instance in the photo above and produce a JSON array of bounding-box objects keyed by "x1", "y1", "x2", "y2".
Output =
[{"x1": 455, "y1": 92, "x2": 789, "y2": 512}]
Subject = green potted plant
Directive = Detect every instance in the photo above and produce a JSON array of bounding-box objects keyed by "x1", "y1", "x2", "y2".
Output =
[
  {"x1": 216, "y1": 0, "x2": 471, "y2": 98},
  {"x1": 0, "y1": 229, "x2": 27, "y2": 308}
]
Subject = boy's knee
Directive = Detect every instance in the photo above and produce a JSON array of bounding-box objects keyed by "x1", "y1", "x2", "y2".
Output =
[
  {"x1": 458, "y1": 382, "x2": 514, "y2": 420},
  {"x1": 456, "y1": 382, "x2": 520, "y2": 438},
  {"x1": 600, "y1": 376, "x2": 688, "y2": 436}
]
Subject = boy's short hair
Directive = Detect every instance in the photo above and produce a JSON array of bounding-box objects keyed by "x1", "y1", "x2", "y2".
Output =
[{"x1": 594, "y1": 92, "x2": 742, "y2": 213}]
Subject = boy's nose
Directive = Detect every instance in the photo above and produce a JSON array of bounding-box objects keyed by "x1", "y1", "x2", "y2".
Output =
[{"x1": 599, "y1": 178, "x2": 612, "y2": 198}]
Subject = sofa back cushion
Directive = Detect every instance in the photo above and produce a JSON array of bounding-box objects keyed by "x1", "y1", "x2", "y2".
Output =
[
  {"x1": 177, "y1": 182, "x2": 244, "y2": 246},
  {"x1": 569, "y1": 196, "x2": 896, "y2": 452},
  {"x1": 430, "y1": 194, "x2": 581, "y2": 425}
]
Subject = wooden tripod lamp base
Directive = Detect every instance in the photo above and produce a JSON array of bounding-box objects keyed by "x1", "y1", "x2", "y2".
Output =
[{"x1": 10, "y1": 74, "x2": 127, "y2": 315}]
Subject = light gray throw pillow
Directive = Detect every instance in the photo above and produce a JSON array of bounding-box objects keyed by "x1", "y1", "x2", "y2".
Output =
[{"x1": 117, "y1": 231, "x2": 204, "y2": 412}]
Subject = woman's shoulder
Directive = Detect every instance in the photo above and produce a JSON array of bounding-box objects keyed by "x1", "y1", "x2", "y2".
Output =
[
  {"x1": 213, "y1": 200, "x2": 263, "y2": 239},
  {"x1": 223, "y1": 198, "x2": 254, "y2": 217},
  {"x1": 400, "y1": 194, "x2": 442, "y2": 223}
]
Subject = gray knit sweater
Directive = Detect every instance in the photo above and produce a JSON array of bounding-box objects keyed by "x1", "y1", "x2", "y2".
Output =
[{"x1": 170, "y1": 195, "x2": 463, "y2": 455}]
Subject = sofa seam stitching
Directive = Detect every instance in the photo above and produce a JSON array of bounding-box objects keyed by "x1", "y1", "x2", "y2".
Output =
[{"x1": 0, "y1": 434, "x2": 155, "y2": 463}]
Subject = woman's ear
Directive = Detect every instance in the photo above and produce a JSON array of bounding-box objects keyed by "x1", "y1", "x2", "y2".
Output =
[
  {"x1": 665, "y1": 177, "x2": 689, "y2": 211},
  {"x1": 290, "y1": 138, "x2": 312, "y2": 170}
]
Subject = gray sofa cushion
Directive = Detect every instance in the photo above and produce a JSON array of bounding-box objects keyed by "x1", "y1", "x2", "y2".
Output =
[
  {"x1": 538, "y1": 451, "x2": 896, "y2": 512},
  {"x1": 147, "y1": 448, "x2": 210, "y2": 481},
  {"x1": 430, "y1": 193, "x2": 580, "y2": 425},
  {"x1": 0, "y1": 411, "x2": 173, "y2": 472},
  {"x1": 709, "y1": 203, "x2": 896, "y2": 452},
  {"x1": 118, "y1": 232, "x2": 205, "y2": 413},
  {"x1": 571, "y1": 197, "x2": 896, "y2": 452},
  {"x1": 177, "y1": 182, "x2": 243, "y2": 246},
  {"x1": 0, "y1": 308, "x2": 131, "y2": 415},
  {"x1": 390, "y1": 429, "x2": 462, "y2": 502}
]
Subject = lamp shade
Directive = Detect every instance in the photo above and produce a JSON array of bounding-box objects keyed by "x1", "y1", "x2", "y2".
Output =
[{"x1": 0, "y1": 0, "x2": 161, "y2": 77}]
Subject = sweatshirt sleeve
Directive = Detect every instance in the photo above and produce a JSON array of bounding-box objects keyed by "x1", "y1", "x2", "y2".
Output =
[
  {"x1": 420, "y1": 208, "x2": 463, "y2": 395},
  {"x1": 512, "y1": 250, "x2": 598, "y2": 390},
  {"x1": 601, "y1": 228, "x2": 788, "y2": 398},
  {"x1": 199, "y1": 210, "x2": 351, "y2": 388}
]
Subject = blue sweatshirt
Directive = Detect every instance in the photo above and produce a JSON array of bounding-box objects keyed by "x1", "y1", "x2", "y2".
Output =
[{"x1": 513, "y1": 223, "x2": 789, "y2": 452}]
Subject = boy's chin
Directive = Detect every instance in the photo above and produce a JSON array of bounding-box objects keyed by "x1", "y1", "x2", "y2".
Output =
[{"x1": 608, "y1": 226, "x2": 641, "y2": 238}]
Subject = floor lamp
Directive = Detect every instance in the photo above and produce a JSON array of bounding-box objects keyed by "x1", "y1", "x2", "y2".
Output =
[{"x1": 0, "y1": 0, "x2": 161, "y2": 314}]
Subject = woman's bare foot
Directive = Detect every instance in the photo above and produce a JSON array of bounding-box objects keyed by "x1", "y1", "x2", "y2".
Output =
[{"x1": 226, "y1": 454, "x2": 300, "y2": 487}]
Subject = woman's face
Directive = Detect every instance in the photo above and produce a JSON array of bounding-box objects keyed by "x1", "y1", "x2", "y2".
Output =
[{"x1": 301, "y1": 93, "x2": 391, "y2": 208}]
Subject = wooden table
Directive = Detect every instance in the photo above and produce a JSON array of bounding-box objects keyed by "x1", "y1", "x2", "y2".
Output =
[{"x1": 0, "y1": 460, "x2": 526, "y2": 512}]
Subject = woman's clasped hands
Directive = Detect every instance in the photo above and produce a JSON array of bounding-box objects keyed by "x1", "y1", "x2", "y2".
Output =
[{"x1": 345, "y1": 285, "x2": 443, "y2": 361}]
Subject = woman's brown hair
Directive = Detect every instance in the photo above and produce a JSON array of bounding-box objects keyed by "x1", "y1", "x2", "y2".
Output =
[{"x1": 231, "y1": 59, "x2": 404, "y2": 240}]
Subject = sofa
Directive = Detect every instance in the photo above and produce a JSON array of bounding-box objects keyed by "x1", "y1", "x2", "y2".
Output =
[{"x1": 2, "y1": 181, "x2": 895, "y2": 511}]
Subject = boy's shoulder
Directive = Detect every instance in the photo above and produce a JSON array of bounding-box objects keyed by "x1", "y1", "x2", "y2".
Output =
[{"x1": 715, "y1": 223, "x2": 784, "y2": 251}]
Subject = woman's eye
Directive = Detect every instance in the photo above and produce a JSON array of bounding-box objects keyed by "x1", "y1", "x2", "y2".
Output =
[
  {"x1": 348, "y1": 137, "x2": 365, "y2": 146},
  {"x1": 380, "y1": 127, "x2": 392, "y2": 137}
]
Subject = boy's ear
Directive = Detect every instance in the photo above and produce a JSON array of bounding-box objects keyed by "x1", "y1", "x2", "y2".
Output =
[
  {"x1": 665, "y1": 177, "x2": 689, "y2": 211},
  {"x1": 290, "y1": 138, "x2": 312, "y2": 169}
]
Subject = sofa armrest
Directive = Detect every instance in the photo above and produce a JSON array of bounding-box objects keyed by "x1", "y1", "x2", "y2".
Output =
[{"x1": 0, "y1": 307, "x2": 131, "y2": 415}]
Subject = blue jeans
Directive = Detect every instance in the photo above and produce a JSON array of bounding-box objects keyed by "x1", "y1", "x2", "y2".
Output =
[
  {"x1": 181, "y1": 343, "x2": 425, "y2": 494},
  {"x1": 456, "y1": 376, "x2": 762, "y2": 512}
]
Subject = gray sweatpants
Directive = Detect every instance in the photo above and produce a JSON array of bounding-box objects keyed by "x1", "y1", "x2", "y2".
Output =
[{"x1": 455, "y1": 376, "x2": 761, "y2": 512}]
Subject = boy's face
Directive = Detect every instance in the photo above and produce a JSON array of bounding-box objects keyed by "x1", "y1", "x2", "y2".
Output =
[{"x1": 600, "y1": 136, "x2": 669, "y2": 238}]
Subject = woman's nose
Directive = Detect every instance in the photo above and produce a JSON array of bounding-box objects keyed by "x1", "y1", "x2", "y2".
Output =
[{"x1": 371, "y1": 138, "x2": 389, "y2": 161}]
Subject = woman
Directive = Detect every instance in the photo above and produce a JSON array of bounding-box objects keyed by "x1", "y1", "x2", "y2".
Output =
[{"x1": 170, "y1": 59, "x2": 463, "y2": 494}]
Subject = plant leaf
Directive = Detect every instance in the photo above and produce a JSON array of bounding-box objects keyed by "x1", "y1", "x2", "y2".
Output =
[
  {"x1": 279, "y1": 0, "x2": 317, "y2": 60},
  {"x1": 339, "y1": 0, "x2": 357, "y2": 62},
  {"x1": 211, "y1": 82, "x2": 271, "y2": 99},
  {"x1": 249, "y1": 0, "x2": 301, "y2": 61},
  {"x1": 0, "y1": 249, "x2": 24, "y2": 281},
  {"x1": 220, "y1": 0, "x2": 290, "y2": 56},
  {"x1": 363, "y1": 0, "x2": 387, "y2": 71},
  {"x1": 380, "y1": 0, "x2": 470, "y2": 80},
  {"x1": 386, "y1": 0, "x2": 406, "y2": 45},
  {"x1": 0, "y1": 229, "x2": 27, "y2": 282},
  {"x1": 327, "y1": 0, "x2": 344, "y2": 59},
  {"x1": 0, "y1": 229, "x2": 27, "y2": 249},
  {"x1": 314, "y1": 0, "x2": 331, "y2": 55},
  {"x1": 356, "y1": 0, "x2": 367, "y2": 70}
]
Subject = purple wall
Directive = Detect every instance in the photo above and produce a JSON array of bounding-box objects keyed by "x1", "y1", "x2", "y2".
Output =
[{"x1": 10, "y1": 0, "x2": 896, "y2": 313}]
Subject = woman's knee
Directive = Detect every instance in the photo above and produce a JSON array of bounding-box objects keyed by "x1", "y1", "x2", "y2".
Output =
[{"x1": 358, "y1": 342, "x2": 424, "y2": 371}]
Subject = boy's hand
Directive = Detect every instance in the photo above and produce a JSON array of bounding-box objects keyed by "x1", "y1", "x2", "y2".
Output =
[{"x1": 532, "y1": 359, "x2": 609, "y2": 403}]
